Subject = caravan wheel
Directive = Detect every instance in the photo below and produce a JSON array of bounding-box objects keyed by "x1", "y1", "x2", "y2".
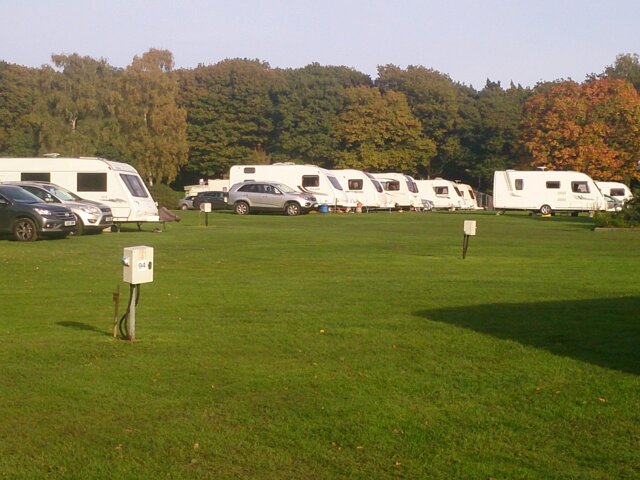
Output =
[{"x1": 539, "y1": 204, "x2": 552, "y2": 215}]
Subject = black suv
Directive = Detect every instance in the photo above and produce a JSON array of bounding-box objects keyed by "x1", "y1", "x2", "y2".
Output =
[
  {"x1": 0, "y1": 185, "x2": 77, "y2": 241},
  {"x1": 192, "y1": 191, "x2": 229, "y2": 210}
]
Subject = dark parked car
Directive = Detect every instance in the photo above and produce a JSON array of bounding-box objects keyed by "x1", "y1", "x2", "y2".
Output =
[
  {"x1": 9, "y1": 181, "x2": 112, "y2": 235},
  {"x1": 178, "y1": 195, "x2": 196, "y2": 210},
  {"x1": 0, "y1": 185, "x2": 76, "y2": 241},
  {"x1": 192, "y1": 191, "x2": 229, "y2": 210}
]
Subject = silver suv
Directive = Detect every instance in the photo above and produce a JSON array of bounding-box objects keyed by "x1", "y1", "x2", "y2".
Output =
[
  {"x1": 228, "y1": 181, "x2": 317, "y2": 216},
  {"x1": 11, "y1": 182, "x2": 113, "y2": 234}
]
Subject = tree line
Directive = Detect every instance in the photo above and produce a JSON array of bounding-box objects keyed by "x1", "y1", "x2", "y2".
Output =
[{"x1": 1, "y1": 49, "x2": 640, "y2": 191}]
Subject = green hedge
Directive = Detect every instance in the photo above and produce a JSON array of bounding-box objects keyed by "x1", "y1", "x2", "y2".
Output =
[{"x1": 148, "y1": 183, "x2": 181, "y2": 209}]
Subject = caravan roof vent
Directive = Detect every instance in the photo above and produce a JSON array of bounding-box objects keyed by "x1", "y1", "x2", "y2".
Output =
[{"x1": 43, "y1": 153, "x2": 60, "y2": 158}]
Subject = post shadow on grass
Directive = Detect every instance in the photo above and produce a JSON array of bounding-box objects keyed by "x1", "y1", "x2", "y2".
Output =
[
  {"x1": 56, "y1": 321, "x2": 111, "y2": 337},
  {"x1": 418, "y1": 296, "x2": 640, "y2": 375}
]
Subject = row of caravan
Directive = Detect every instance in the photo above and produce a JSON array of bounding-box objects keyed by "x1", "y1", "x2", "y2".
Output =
[
  {"x1": 196, "y1": 165, "x2": 634, "y2": 215},
  {"x1": 190, "y1": 164, "x2": 483, "y2": 211}
]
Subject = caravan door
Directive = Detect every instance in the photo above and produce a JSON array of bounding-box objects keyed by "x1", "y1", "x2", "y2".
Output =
[{"x1": 568, "y1": 180, "x2": 599, "y2": 210}]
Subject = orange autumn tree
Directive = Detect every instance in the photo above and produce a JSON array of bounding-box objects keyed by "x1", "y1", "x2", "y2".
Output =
[{"x1": 520, "y1": 78, "x2": 640, "y2": 182}]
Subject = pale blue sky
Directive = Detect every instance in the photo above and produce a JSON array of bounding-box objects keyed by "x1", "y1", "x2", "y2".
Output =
[{"x1": 1, "y1": 0, "x2": 638, "y2": 88}]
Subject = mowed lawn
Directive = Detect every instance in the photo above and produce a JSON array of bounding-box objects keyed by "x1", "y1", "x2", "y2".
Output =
[{"x1": 0, "y1": 211, "x2": 638, "y2": 479}]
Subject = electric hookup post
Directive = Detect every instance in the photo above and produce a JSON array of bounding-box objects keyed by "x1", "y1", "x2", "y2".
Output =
[
  {"x1": 201, "y1": 202, "x2": 211, "y2": 226},
  {"x1": 118, "y1": 246, "x2": 154, "y2": 341},
  {"x1": 462, "y1": 220, "x2": 477, "y2": 259}
]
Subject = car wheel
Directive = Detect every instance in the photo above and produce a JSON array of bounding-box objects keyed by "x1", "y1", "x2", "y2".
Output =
[
  {"x1": 72, "y1": 214, "x2": 84, "y2": 235},
  {"x1": 180, "y1": 204, "x2": 188, "y2": 211},
  {"x1": 539, "y1": 204, "x2": 552, "y2": 215},
  {"x1": 234, "y1": 202, "x2": 250, "y2": 215},
  {"x1": 285, "y1": 202, "x2": 301, "y2": 216},
  {"x1": 13, "y1": 218, "x2": 38, "y2": 242}
]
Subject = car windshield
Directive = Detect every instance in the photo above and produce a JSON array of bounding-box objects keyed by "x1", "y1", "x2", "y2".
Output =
[
  {"x1": 272, "y1": 183, "x2": 297, "y2": 193},
  {"x1": 42, "y1": 185, "x2": 81, "y2": 201},
  {"x1": 0, "y1": 186, "x2": 42, "y2": 203}
]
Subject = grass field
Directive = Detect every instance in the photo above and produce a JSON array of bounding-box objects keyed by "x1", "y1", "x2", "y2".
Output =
[{"x1": 1, "y1": 210, "x2": 639, "y2": 479}]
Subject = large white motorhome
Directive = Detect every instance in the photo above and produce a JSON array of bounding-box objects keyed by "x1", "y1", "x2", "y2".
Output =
[
  {"x1": 493, "y1": 170, "x2": 608, "y2": 214},
  {"x1": 229, "y1": 163, "x2": 351, "y2": 207},
  {"x1": 330, "y1": 169, "x2": 390, "y2": 210},
  {"x1": 0, "y1": 156, "x2": 159, "y2": 223},
  {"x1": 595, "y1": 181, "x2": 634, "y2": 204},
  {"x1": 455, "y1": 182, "x2": 483, "y2": 210},
  {"x1": 415, "y1": 179, "x2": 465, "y2": 210}
]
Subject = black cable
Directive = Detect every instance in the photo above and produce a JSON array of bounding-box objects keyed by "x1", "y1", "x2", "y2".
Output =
[{"x1": 118, "y1": 284, "x2": 141, "y2": 339}]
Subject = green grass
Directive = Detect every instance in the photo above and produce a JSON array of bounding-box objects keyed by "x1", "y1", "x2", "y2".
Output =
[{"x1": 1, "y1": 211, "x2": 639, "y2": 479}]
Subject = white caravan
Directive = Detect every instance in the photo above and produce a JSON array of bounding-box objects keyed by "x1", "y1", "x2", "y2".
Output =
[
  {"x1": 330, "y1": 169, "x2": 390, "y2": 210},
  {"x1": 370, "y1": 173, "x2": 423, "y2": 210},
  {"x1": 415, "y1": 179, "x2": 464, "y2": 210},
  {"x1": 0, "y1": 157, "x2": 159, "y2": 223},
  {"x1": 229, "y1": 163, "x2": 351, "y2": 207},
  {"x1": 185, "y1": 179, "x2": 231, "y2": 195},
  {"x1": 493, "y1": 170, "x2": 608, "y2": 215},
  {"x1": 595, "y1": 181, "x2": 634, "y2": 204},
  {"x1": 455, "y1": 182, "x2": 483, "y2": 210}
]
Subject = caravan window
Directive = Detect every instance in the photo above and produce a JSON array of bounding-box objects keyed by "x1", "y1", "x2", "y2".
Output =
[
  {"x1": 385, "y1": 181, "x2": 400, "y2": 191},
  {"x1": 302, "y1": 175, "x2": 319, "y2": 187},
  {"x1": 243, "y1": 167, "x2": 256, "y2": 174},
  {"x1": 434, "y1": 186, "x2": 448, "y2": 195},
  {"x1": 327, "y1": 176, "x2": 343, "y2": 190},
  {"x1": 610, "y1": 188, "x2": 625, "y2": 197},
  {"x1": 406, "y1": 178, "x2": 418, "y2": 193},
  {"x1": 21, "y1": 172, "x2": 50, "y2": 182},
  {"x1": 546, "y1": 181, "x2": 560, "y2": 189},
  {"x1": 571, "y1": 181, "x2": 589, "y2": 193},
  {"x1": 120, "y1": 174, "x2": 149, "y2": 198},
  {"x1": 348, "y1": 179, "x2": 363, "y2": 190},
  {"x1": 515, "y1": 179, "x2": 524, "y2": 190},
  {"x1": 77, "y1": 173, "x2": 107, "y2": 192}
]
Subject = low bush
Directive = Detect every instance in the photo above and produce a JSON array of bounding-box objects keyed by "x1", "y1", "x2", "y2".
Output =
[
  {"x1": 148, "y1": 183, "x2": 180, "y2": 209},
  {"x1": 594, "y1": 196, "x2": 640, "y2": 227}
]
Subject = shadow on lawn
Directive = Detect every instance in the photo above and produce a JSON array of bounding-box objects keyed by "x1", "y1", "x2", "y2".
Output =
[
  {"x1": 418, "y1": 296, "x2": 640, "y2": 375},
  {"x1": 56, "y1": 321, "x2": 111, "y2": 337}
]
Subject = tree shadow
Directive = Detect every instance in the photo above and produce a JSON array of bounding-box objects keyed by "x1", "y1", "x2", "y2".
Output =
[
  {"x1": 56, "y1": 321, "x2": 112, "y2": 337},
  {"x1": 418, "y1": 297, "x2": 640, "y2": 375}
]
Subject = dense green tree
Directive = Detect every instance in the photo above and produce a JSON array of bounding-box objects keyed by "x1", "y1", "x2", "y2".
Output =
[
  {"x1": 0, "y1": 62, "x2": 39, "y2": 156},
  {"x1": 601, "y1": 53, "x2": 640, "y2": 92},
  {"x1": 35, "y1": 54, "x2": 120, "y2": 157},
  {"x1": 333, "y1": 86, "x2": 435, "y2": 172},
  {"x1": 376, "y1": 65, "x2": 464, "y2": 178},
  {"x1": 118, "y1": 49, "x2": 188, "y2": 184},
  {"x1": 270, "y1": 63, "x2": 372, "y2": 167},
  {"x1": 463, "y1": 80, "x2": 531, "y2": 189},
  {"x1": 176, "y1": 59, "x2": 280, "y2": 178}
]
